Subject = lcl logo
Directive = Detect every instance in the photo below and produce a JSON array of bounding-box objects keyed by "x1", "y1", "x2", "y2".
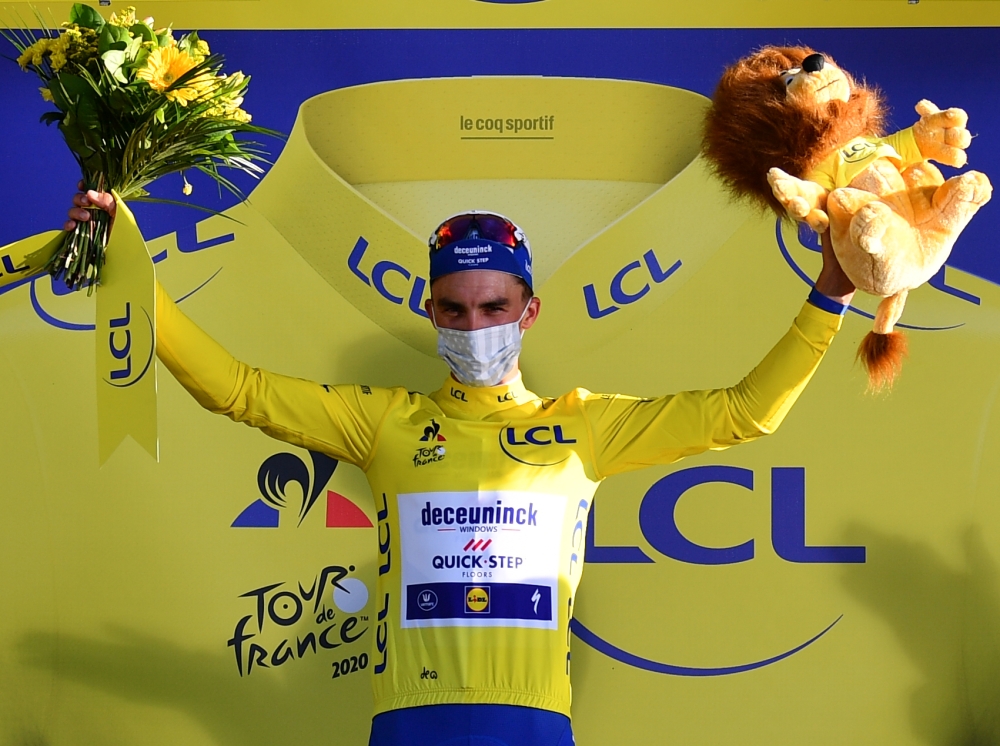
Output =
[
  {"x1": 588, "y1": 464, "x2": 865, "y2": 566},
  {"x1": 104, "y1": 302, "x2": 154, "y2": 387},
  {"x1": 347, "y1": 236, "x2": 429, "y2": 319},
  {"x1": 499, "y1": 425, "x2": 578, "y2": 467},
  {"x1": 572, "y1": 464, "x2": 863, "y2": 677},
  {"x1": 583, "y1": 248, "x2": 682, "y2": 320}
]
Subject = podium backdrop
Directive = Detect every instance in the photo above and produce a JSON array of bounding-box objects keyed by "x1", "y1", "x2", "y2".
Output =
[{"x1": 2, "y1": 3, "x2": 1000, "y2": 744}]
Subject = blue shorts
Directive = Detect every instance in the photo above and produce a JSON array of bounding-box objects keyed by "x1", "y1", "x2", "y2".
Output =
[{"x1": 368, "y1": 704, "x2": 575, "y2": 746}]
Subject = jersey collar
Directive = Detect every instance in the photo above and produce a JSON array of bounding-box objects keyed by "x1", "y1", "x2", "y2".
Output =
[{"x1": 430, "y1": 373, "x2": 536, "y2": 418}]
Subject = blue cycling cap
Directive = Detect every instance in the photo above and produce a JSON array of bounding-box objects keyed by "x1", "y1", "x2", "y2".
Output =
[{"x1": 428, "y1": 211, "x2": 533, "y2": 291}]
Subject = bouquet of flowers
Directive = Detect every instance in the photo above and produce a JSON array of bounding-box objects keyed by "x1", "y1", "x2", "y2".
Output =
[{"x1": 2, "y1": 4, "x2": 278, "y2": 292}]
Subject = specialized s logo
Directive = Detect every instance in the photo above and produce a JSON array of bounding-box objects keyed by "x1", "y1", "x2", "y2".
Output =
[
  {"x1": 499, "y1": 424, "x2": 577, "y2": 467},
  {"x1": 414, "y1": 419, "x2": 447, "y2": 467},
  {"x1": 232, "y1": 449, "x2": 373, "y2": 528}
]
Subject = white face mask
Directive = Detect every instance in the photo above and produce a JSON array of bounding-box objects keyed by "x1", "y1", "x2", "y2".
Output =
[{"x1": 433, "y1": 301, "x2": 531, "y2": 388}]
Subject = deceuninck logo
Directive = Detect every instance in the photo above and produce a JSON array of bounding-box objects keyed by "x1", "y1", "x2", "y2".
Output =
[
  {"x1": 231, "y1": 449, "x2": 373, "y2": 528},
  {"x1": 399, "y1": 491, "x2": 562, "y2": 630}
]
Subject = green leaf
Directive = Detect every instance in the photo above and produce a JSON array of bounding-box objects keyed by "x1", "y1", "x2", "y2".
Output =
[
  {"x1": 97, "y1": 24, "x2": 113, "y2": 54},
  {"x1": 102, "y1": 50, "x2": 128, "y2": 84},
  {"x1": 178, "y1": 30, "x2": 197, "y2": 53},
  {"x1": 123, "y1": 36, "x2": 142, "y2": 63},
  {"x1": 129, "y1": 23, "x2": 155, "y2": 44},
  {"x1": 109, "y1": 24, "x2": 130, "y2": 44},
  {"x1": 53, "y1": 73, "x2": 103, "y2": 144},
  {"x1": 154, "y1": 107, "x2": 165, "y2": 125},
  {"x1": 126, "y1": 196, "x2": 245, "y2": 223},
  {"x1": 98, "y1": 24, "x2": 129, "y2": 54},
  {"x1": 69, "y1": 4, "x2": 105, "y2": 30},
  {"x1": 130, "y1": 45, "x2": 150, "y2": 71},
  {"x1": 39, "y1": 111, "x2": 64, "y2": 126}
]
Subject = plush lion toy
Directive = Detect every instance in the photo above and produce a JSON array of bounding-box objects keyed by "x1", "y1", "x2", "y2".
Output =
[{"x1": 702, "y1": 46, "x2": 992, "y2": 389}]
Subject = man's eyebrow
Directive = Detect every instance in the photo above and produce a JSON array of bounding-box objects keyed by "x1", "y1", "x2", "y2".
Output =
[
  {"x1": 478, "y1": 296, "x2": 511, "y2": 309},
  {"x1": 436, "y1": 297, "x2": 467, "y2": 310}
]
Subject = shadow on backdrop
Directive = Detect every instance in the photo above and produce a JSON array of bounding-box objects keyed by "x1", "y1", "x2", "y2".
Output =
[
  {"x1": 841, "y1": 524, "x2": 1000, "y2": 746},
  {"x1": 16, "y1": 581, "x2": 377, "y2": 745}
]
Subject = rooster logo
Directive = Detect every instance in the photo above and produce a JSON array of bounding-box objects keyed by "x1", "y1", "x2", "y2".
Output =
[
  {"x1": 419, "y1": 419, "x2": 446, "y2": 443},
  {"x1": 232, "y1": 449, "x2": 375, "y2": 528}
]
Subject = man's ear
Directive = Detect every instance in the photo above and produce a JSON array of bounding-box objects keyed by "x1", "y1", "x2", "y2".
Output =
[
  {"x1": 425, "y1": 297, "x2": 437, "y2": 329},
  {"x1": 520, "y1": 296, "x2": 541, "y2": 332}
]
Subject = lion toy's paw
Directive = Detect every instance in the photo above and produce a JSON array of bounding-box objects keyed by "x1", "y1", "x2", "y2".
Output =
[
  {"x1": 767, "y1": 168, "x2": 830, "y2": 233},
  {"x1": 913, "y1": 100, "x2": 972, "y2": 169}
]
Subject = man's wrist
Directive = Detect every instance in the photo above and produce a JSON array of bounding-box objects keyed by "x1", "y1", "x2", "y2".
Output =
[
  {"x1": 808, "y1": 286, "x2": 850, "y2": 315},
  {"x1": 813, "y1": 269, "x2": 855, "y2": 307}
]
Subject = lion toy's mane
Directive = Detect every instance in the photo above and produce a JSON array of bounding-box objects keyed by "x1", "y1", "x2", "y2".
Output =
[{"x1": 702, "y1": 46, "x2": 885, "y2": 216}]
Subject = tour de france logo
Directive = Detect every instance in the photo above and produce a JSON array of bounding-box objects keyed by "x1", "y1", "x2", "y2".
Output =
[{"x1": 414, "y1": 419, "x2": 447, "y2": 468}]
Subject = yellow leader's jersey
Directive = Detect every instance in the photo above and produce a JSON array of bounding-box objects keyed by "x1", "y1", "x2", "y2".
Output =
[
  {"x1": 807, "y1": 127, "x2": 924, "y2": 192},
  {"x1": 155, "y1": 283, "x2": 842, "y2": 717}
]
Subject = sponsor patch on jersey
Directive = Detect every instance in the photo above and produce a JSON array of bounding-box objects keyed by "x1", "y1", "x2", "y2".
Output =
[{"x1": 398, "y1": 490, "x2": 565, "y2": 629}]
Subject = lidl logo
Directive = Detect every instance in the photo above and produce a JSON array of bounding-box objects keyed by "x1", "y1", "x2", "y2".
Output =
[
  {"x1": 231, "y1": 449, "x2": 373, "y2": 528},
  {"x1": 465, "y1": 586, "x2": 490, "y2": 613}
]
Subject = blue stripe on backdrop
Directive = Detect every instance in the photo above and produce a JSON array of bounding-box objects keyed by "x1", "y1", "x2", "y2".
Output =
[{"x1": 1, "y1": 28, "x2": 997, "y2": 283}]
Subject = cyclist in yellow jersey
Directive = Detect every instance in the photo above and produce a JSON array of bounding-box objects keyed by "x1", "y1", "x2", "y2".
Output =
[{"x1": 67, "y1": 191, "x2": 856, "y2": 746}]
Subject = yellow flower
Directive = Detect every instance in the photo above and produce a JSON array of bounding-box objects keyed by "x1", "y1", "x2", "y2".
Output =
[
  {"x1": 49, "y1": 48, "x2": 67, "y2": 70},
  {"x1": 190, "y1": 39, "x2": 210, "y2": 64},
  {"x1": 57, "y1": 26, "x2": 99, "y2": 67},
  {"x1": 109, "y1": 6, "x2": 137, "y2": 27},
  {"x1": 137, "y1": 46, "x2": 206, "y2": 102},
  {"x1": 48, "y1": 34, "x2": 70, "y2": 71},
  {"x1": 39, "y1": 87, "x2": 54, "y2": 102},
  {"x1": 18, "y1": 39, "x2": 52, "y2": 69}
]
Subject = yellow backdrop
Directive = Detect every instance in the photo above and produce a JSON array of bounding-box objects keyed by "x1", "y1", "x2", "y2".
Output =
[{"x1": 2, "y1": 3, "x2": 1000, "y2": 745}]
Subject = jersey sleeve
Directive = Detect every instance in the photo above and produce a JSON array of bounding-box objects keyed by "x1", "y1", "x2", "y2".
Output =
[
  {"x1": 581, "y1": 300, "x2": 842, "y2": 478},
  {"x1": 155, "y1": 282, "x2": 393, "y2": 468},
  {"x1": 883, "y1": 127, "x2": 924, "y2": 169},
  {"x1": 807, "y1": 153, "x2": 838, "y2": 192}
]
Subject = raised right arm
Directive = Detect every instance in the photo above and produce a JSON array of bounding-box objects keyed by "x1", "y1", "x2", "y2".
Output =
[
  {"x1": 155, "y1": 283, "x2": 394, "y2": 468},
  {"x1": 67, "y1": 188, "x2": 393, "y2": 469}
]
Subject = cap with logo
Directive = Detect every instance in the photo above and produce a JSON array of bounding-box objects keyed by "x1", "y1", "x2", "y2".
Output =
[{"x1": 428, "y1": 211, "x2": 533, "y2": 291}]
